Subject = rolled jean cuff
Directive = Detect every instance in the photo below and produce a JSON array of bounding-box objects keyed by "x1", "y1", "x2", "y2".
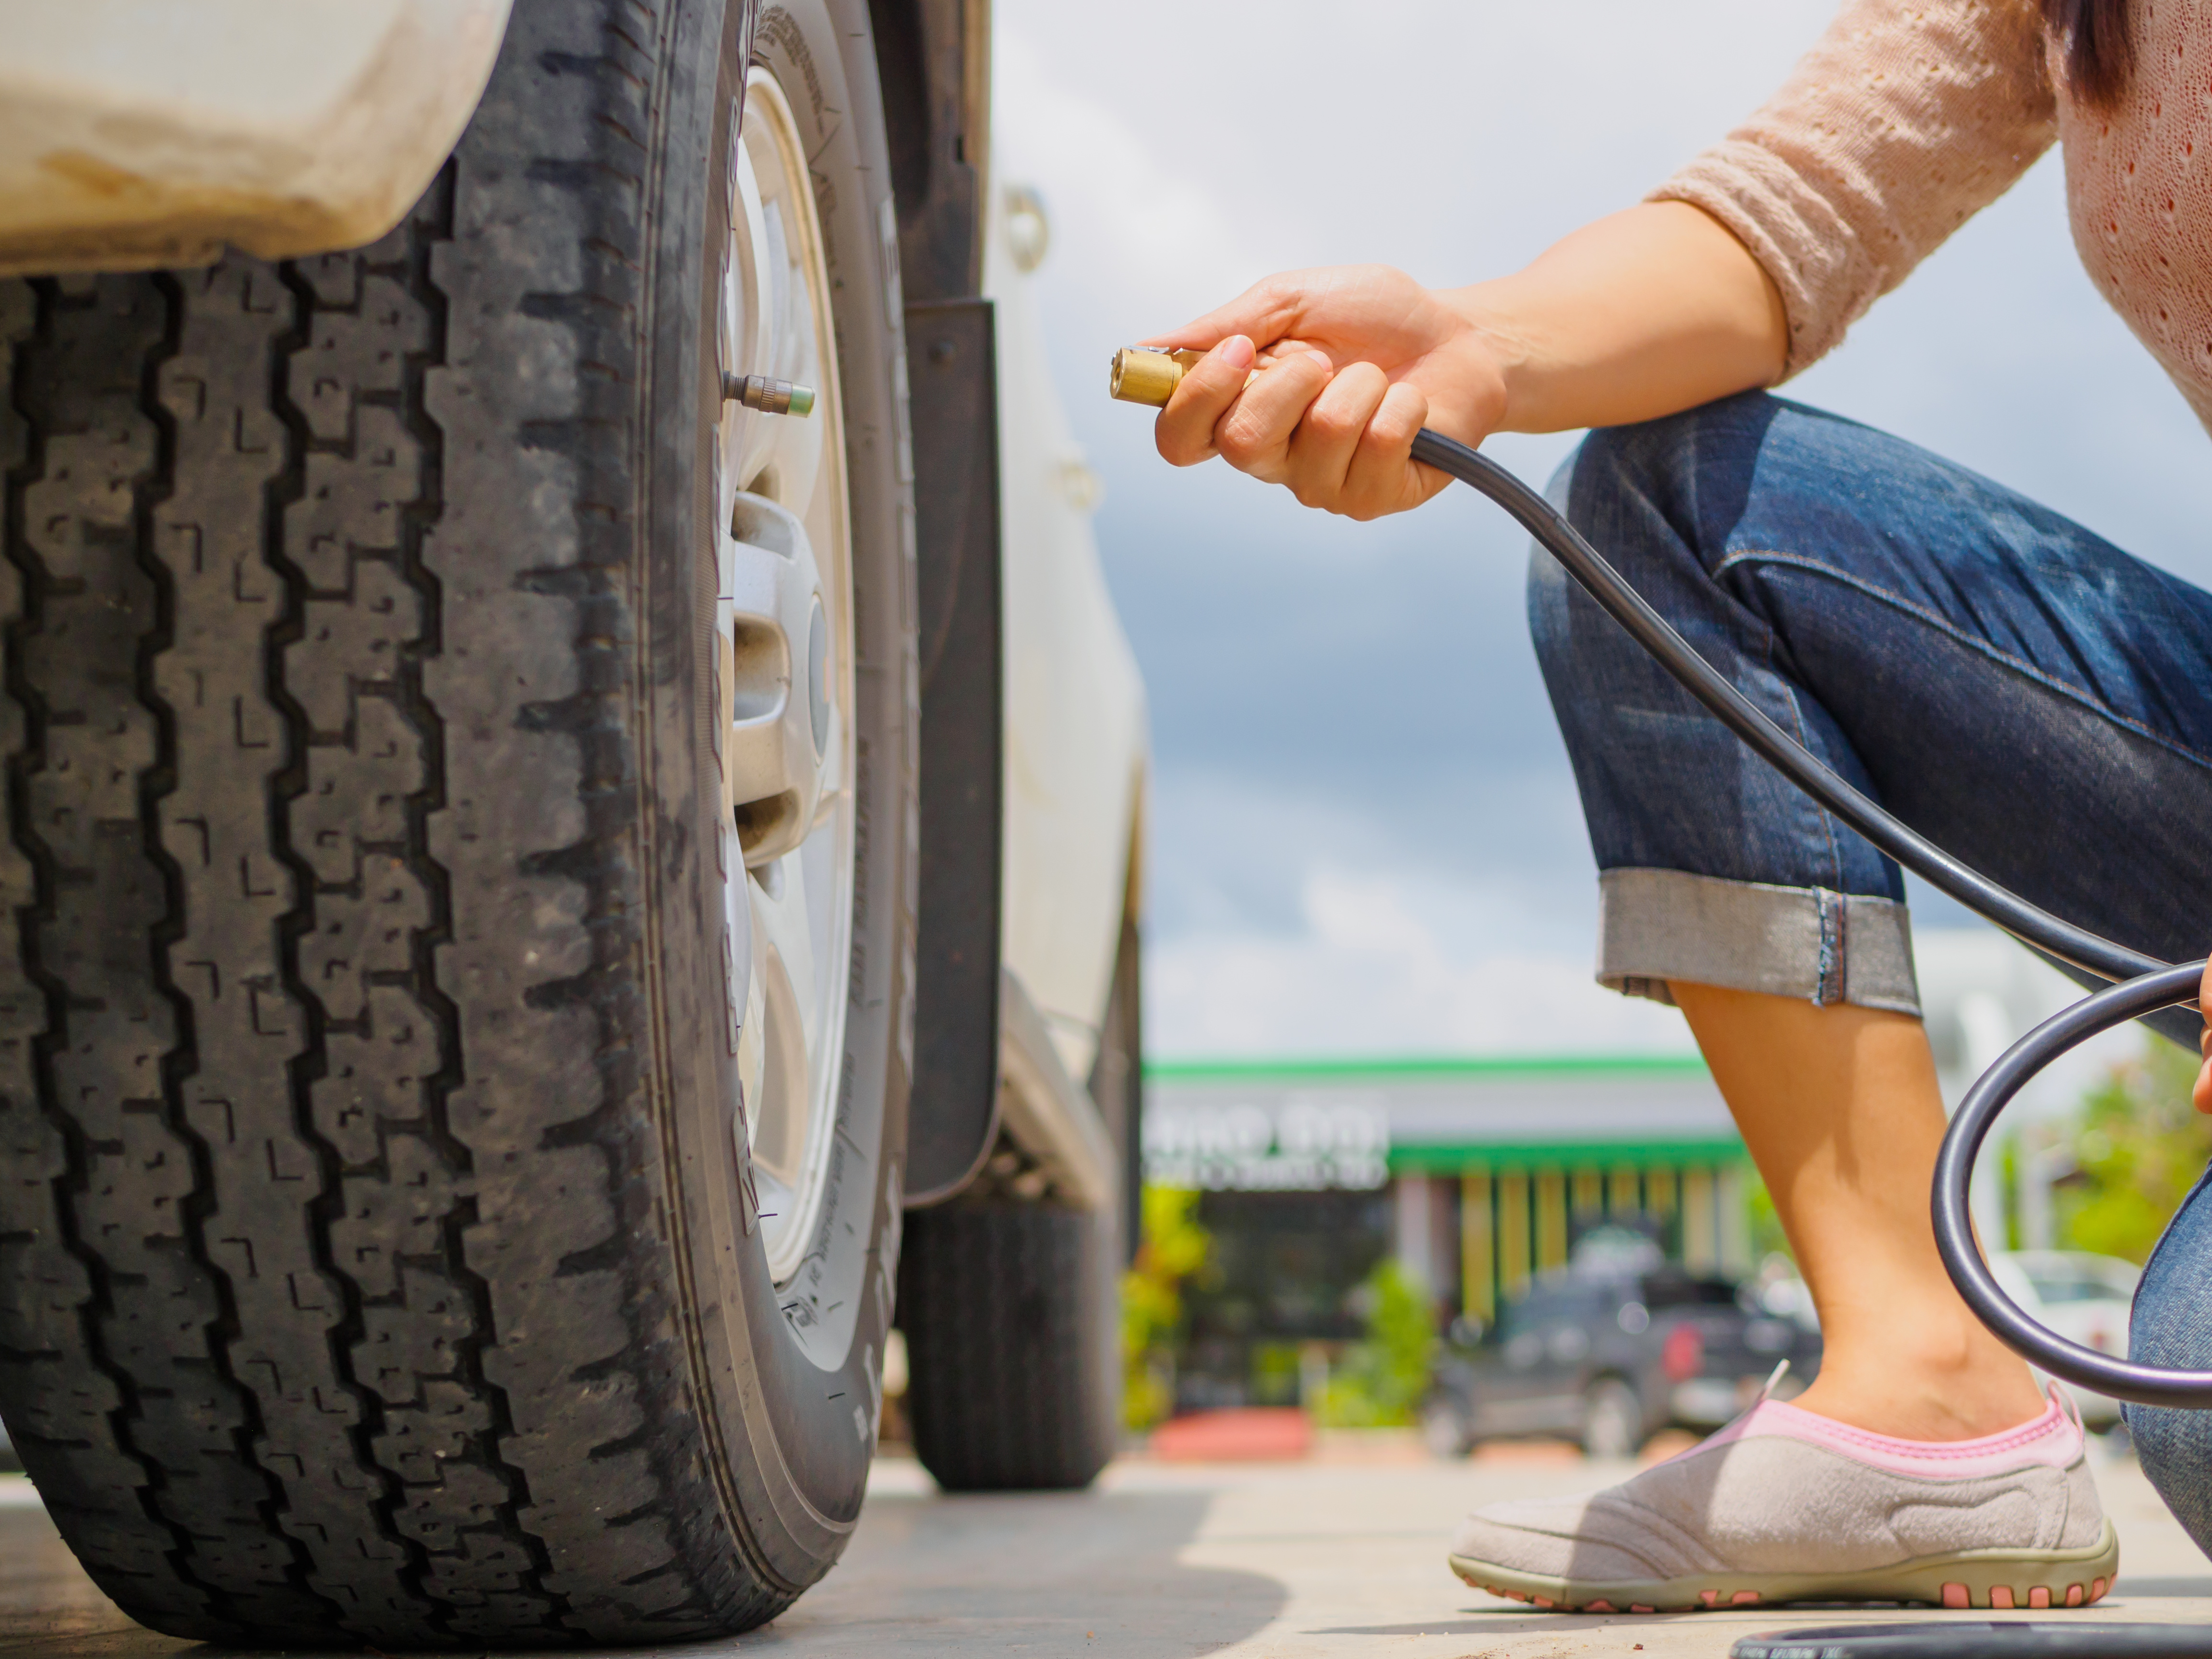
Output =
[{"x1": 1596, "y1": 867, "x2": 1921, "y2": 1016}]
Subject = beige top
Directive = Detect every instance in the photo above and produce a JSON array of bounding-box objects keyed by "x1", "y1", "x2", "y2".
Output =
[{"x1": 1654, "y1": 0, "x2": 2212, "y2": 435}]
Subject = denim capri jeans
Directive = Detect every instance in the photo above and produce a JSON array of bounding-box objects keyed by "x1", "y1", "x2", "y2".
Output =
[{"x1": 1527, "y1": 389, "x2": 2212, "y2": 1552}]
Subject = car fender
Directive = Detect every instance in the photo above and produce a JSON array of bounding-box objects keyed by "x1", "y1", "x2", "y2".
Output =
[
  {"x1": 0, "y1": 0, "x2": 510, "y2": 275},
  {"x1": 985, "y1": 180, "x2": 1149, "y2": 1085}
]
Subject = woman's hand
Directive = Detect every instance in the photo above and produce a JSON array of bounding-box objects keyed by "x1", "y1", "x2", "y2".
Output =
[
  {"x1": 2196, "y1": 958, "x2": 2212, "y2": 1112},
  {"x1": 1142, "y1": 203, "x2": 1791, "y2": 523},
  {"x1": 1144, "y1": 264, "x2": 1509, "y2": 521}
]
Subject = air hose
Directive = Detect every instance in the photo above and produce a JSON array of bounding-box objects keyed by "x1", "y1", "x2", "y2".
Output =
[{"x1": 1110, "y1": 347, "x2": 2212, "y2": 1408}]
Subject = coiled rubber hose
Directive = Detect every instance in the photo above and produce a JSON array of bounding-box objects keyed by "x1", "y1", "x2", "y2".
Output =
[{"x1": 1407, "y1": 426, "x2": 2212, "y2": 1408}]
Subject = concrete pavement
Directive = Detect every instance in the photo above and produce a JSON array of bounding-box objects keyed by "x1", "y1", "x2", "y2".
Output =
[{"x1": 3, "y1": 1442, "x2": 2207, "y2": 1657}]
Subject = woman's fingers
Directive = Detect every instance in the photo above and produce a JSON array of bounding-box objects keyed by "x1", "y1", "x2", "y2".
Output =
[
  {"x1": 1283, "y1": 360, "x2": 1390, "y2": 508},
  {"x1": 1213, "y1": 349, "x2": 1334, "y2": 482},
  {"x1": 2195, "y1": 962, "x2": 2212, "y2": 1112},
  {"x1": 1342, "y1": 379, "x2": 1439, "y2": 518},
  {"x1": 1152, "y1": 324, "x2": 1454, "y2": 518},
  {"x1": 1260, "y1": 365, "x2": 1440, "y2": 519},
  {"x1": 1154, "y1": 335, "x2": 1256, "y2": 467}
]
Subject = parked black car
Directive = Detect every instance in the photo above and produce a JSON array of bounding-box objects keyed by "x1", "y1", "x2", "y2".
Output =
[{"x1": 1423, "y1": 1265, "x2": 1822, "y2": 1458}]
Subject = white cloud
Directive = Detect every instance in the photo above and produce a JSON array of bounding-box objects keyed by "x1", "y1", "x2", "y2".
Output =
[
  {"x1": 1148, "y1": 865, "x2": 1694, "y2": 1058},
  {"x1": 992, "y1": 28, "x2": 1259, "y2": 346}
]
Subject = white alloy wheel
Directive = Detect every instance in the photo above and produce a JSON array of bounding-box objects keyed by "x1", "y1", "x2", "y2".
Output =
[{"x1": 718, "y1": 68, "x2": 857, "y2": 1286}]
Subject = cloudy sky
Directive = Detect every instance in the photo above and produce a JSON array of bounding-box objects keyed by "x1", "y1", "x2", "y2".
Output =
[{"x1": 991, "y1": 0, "x2": 2212, "y2": 1060}]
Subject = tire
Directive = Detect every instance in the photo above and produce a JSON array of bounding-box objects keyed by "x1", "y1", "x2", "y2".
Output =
[
  {"x1": 897, "y1": 919, "x2": 1136, "y2": 1492},
  {"x1": 0, "y1": 0, "x2": 916, "y2": 1647},
  {"x1": 1581, "y1": 1378, "x2": 1647, "y2": 1460},
  {"x1": 899, "y1": 1201, "x2": 1119, "y2": 1491}
]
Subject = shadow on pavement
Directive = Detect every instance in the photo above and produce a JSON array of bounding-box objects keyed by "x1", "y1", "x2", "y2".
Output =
[
  {"x1": 0, "y1": 1507, "x2": 188, "y2": 1658},
  {"x1": 4, "y1": 1479, "x2": 1283, "y2": 1659},
  {"x1": 757, "y1": 1486, "x2": 1288, "y2": 1657}
]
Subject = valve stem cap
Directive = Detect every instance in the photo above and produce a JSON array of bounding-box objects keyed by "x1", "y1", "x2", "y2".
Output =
[
  {"x1": 1109, "y1": 346, "x2": 1203, "y2": 406},
  {"x1": 724, "y1": 373, "x2": 815, "y2": 417}
]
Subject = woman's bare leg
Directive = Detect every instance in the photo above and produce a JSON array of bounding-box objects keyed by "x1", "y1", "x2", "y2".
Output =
[{"x1": 1671, "y1": 981, "x2": 2048, "y2": 1442}]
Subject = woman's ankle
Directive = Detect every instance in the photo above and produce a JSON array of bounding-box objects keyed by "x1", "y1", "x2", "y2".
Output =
[{"x1": 1787, "y1": 1355, "x2": 2051, "y2": 1443}]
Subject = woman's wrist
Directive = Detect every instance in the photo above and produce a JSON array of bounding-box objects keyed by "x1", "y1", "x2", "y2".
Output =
[
  {"x1": 1436, "y1": 204, "x2": 1789, "y2": 439},
  {"x1": 1420, "y1": 284, "x2": 1520, "y2": 443}
]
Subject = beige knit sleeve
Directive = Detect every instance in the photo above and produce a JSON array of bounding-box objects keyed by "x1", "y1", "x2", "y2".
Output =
[{"x1": 1651, "y1": 0, "x2": 2059, "y2": 376}]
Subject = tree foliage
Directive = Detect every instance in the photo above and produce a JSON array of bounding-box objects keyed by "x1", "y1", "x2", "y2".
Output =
[
  {"x1": 2058, "y1": 1037, "x2": 2212, "y2": 1264},
  {"x1": 1316, "y1": 1259, "x2": 1436, "y2": 1428},
  {"x1": 1122, "y1": 1186, "x2": 1212, "y2": 1430}
]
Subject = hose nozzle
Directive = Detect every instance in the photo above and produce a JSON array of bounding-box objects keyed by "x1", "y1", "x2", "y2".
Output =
[
  {"x1": 724, "y1": 373, "x2": 815, "y2": 417},
  {"x1": 1108, "y1": 347, "x2": 1204, "y2": 406}
]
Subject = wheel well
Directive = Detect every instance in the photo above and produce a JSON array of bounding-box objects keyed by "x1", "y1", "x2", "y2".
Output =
[{"x1": 866, "y1": 0, "x2": 990, "y2": 302}]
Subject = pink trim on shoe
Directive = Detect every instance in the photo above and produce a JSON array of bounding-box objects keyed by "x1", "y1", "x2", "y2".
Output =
[{"x1": 1665, "y1": 1385, "x2": 2082, "y2": 1482}]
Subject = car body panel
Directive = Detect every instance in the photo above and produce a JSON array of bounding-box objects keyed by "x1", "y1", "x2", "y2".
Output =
[
  {"x1": 0, "y1": 0, "x2": 510, "y2": 276},
  {"x1": 983, "y1": 181, "x2": 1147, "y2": 1082}
]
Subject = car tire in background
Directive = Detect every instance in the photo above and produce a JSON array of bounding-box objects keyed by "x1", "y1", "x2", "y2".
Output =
[
  {"x1": 1580, "y1": 1378, "x2": 1648, "y2": 1460},
  {"x1": 898, "y1": 921, "x2": 1140, "y2": 1491},
  {"x1": 0, "y1": 0, "x2": 915, "y2": 1647},
  {"x1": 899, "y1": 1201, "x2": 1119, "y2": 1489},
  {"x1": 1421, "y1": 1395, "x2": 1476, "y2": 1460}
]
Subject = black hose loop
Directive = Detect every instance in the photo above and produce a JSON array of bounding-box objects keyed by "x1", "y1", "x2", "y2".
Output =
[{"x1": 1932, "y1": 962, "x2": 2211, "y2": 1407}]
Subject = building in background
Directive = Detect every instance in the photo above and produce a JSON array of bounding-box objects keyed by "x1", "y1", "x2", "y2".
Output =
[
  {"x1": 1144, "y1": 1056, "x2": 1754, "y2": 1409},
  {"x1": 1139, "y1": 928, "x2": 2152, "y2": 1413}
]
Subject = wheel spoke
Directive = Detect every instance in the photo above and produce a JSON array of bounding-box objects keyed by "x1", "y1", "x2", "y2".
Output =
[{"x1": 721, "y1": 493, "x2": 830, "y2": 866}]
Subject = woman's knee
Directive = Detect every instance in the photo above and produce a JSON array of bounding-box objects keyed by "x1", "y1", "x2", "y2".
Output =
[
  {"x1": 1525, "y1": 390, "x2": 1779, "y2": 676},
  {"x1": 2123, "y1": 1179, "x2": 2212, "y2": 1552},
  {"x1": 1565, "y1": 388, "x2": 1781, "y2": 541}
]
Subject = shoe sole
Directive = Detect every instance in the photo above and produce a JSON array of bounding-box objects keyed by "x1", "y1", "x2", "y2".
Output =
[{"x1": 1448, "y1": 1518, "x2": 2119, "y2": 1614}]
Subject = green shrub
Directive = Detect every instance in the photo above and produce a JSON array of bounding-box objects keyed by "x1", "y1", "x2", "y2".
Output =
[
  {"x1": 1316, "y1": 1259, "x2": 1434, "y2": 1428},
  {"x1": 1122, "y1": 1186, "x2": 1211, "y2": 1430},
  {"x1": 2058, "y1": 1037, "x2": 2212, "y2": 1265}
]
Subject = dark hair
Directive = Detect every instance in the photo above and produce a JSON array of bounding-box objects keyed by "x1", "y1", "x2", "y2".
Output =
[{"x1": 2041, "y1": 0, "x2": 2133, "y2": 107}]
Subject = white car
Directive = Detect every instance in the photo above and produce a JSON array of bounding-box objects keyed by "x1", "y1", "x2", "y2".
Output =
[
  {"x1": 0, "y1": 1, "x2": 1144, "y2": 1647},
  {"x1": 1989, "y1": 1251, "x2": 2140, "y2": 1429}
]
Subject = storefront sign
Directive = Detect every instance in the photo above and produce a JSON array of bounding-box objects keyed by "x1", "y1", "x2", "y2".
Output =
[{"x1": 1142, "y1": 1093, "x2": 1390, "y2": 1191}]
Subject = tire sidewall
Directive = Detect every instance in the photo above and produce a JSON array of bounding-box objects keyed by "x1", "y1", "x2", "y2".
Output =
[{"x1": 651, "y1": 0, "x2": 915, "y2": 1592}]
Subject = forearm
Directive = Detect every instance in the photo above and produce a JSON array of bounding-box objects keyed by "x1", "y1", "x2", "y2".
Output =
[{"x1": 1448, "y1": 202, "x2": 1788, "y2": 435}]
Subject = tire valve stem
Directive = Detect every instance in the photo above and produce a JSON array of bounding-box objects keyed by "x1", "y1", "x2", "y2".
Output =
[{"x1": 725, "y1": 373, "x2": 816, "y2": 417}]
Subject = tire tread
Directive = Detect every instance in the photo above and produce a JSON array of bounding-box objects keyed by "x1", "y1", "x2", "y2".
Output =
[{"x1": 0, "y1": 2, "x2": 795, "y2": 1644}]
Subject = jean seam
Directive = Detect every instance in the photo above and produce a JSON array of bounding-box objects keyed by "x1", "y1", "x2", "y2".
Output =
[
  {"x1": 1732, "y1": 568, "x2": 1851, "y2": 892},
  {"x1": 1713, "y1": 547, "x2": 2212, "y2": 779}
]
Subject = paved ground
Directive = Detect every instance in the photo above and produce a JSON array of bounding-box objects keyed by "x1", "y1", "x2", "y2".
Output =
[{"x1": 4, "y1": 1441, "x2": 2209, "y2": 1658}]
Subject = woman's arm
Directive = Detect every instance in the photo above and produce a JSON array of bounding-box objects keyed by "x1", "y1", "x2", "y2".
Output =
[
  {"x1": 1459, "y1": 201, "x2": 1787, "y2": 433},
  {"x1": 1149, "y1": 202, "x2": 1787, "y2": 520}
]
